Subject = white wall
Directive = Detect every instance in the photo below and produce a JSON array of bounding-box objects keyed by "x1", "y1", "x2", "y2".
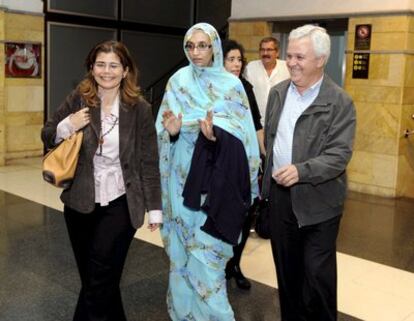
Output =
[
  {"x1": 0, "y1": 0, "x2": 43, "y2": 13},
  {"x1": 231, "y1": 0, "x2": 414, "y2": 20}
]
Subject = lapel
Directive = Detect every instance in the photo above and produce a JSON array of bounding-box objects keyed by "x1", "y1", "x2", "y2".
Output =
[
  {"x1": 269, "y1": 75, "x2": 334, "y2": 125},
  {"x1": 89, "y1": 104, "x2": 101, "y2": 139},
  {"x1": 268, "y1": 81, "x2": 290, "y2": 138},
  {"x1": 302, "y1": 76, "x2": 332, "y2": 115},
  {"x1": 118, "y1": 101, "x2": 135, "y2": 159}
]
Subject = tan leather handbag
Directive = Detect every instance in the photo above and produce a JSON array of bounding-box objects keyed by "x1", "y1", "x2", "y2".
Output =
[{"x1": 42, "y1": 131, "x2": 83, "y2": 188}]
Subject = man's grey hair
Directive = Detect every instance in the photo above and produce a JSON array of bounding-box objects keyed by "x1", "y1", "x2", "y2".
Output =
[{"x1": 289, "y1": 24, "x2": 331, "y2": 64}]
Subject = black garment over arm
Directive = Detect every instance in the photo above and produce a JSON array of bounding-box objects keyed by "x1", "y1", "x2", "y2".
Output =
[{"x1": 182, "y1": 126, "x2": 251, "y2": 245}]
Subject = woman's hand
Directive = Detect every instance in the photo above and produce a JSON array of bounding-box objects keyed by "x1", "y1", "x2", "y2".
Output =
[
  {"x1": 199, "y1": 110, "x2": 216, "y2": 141},
  {"x1": 69, "y1": 107, "x2": 90, "y2": 131},
  {"x1": 147, "y1": 223, "x2": 160, "y2": 232},
  {"x1": 162, "y1": 110, "x2": 182, "y2": 136}
]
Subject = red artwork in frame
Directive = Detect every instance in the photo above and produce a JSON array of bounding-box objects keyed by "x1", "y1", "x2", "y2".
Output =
[{"x1": 5, "y1": 42, "x2": 41, "y2": 78}]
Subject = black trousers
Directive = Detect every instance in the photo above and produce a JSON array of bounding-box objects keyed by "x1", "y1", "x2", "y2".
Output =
[
  {"x1": 269, "y1": 183, "x2": 341, "y2": 321},
  {"x1": 64, "y1": 194, "x2": 136, "y2": 321}
]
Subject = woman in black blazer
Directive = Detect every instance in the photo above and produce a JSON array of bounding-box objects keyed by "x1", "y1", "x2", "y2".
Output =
[{"x1": 41, "y1": 40, "x2": 162, "y2": 321}]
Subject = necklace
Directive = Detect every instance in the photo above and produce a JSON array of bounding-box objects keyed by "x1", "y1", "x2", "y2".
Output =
[{"x1": 96, "y1": 114, "x2": 118, "y2": 156}]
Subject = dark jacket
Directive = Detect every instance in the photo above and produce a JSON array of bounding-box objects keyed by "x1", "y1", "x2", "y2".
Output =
[
  {"x1": 182, "y1": 126, "x2": 251, "y2": 245},
  {"x1": 41, "y1": 91, "x2": 162, "y2": 229},
  {"x1": 262, "y1": 75, "x2": 356, "y2": 226}
]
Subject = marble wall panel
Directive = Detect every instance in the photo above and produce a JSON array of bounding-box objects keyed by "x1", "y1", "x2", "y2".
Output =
[
  {"x1": 348, "y1": 150, "x2": 397, "y2": 190},
  {"x1": 229, "y1": 21, "x2": 272, "y2": 58},
  {"x1": 346, "y1": 84, "x2": 402, "y2": 104},
  {"x1": 6, "y1": 86, "x2": 44, "y2": 112},
  {"x1": 358, "y1": 102, "x2": 401, "y2": 136},
  {"x1": 396, "y1": 154, "x2": 414, "y2": 198},
  {"x1": 399, "y1": 104, "x2": 414, "y2": 154},
  {"x1": 6, "y1": 123, "x2": 43, "y2": 153},
  {"x1": 403, "y1": 55, "x2": 414, "y2": 87},
  {"x1": 370, "y1": 32, "x2": 408, "y2": 51},
  {"x1": 405, "y1": 32, "x2": 414, "y2": 51},
  {"x1": 0, "y1": 11, "x2": 5, "y2": 40},
  {"x1": 1, "y1": 10, "x2": 44, "y2": 162}
]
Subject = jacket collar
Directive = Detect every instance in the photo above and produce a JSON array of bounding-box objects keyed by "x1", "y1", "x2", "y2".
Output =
[
  {"x1": 274, "y1": 74, "x2": 336, "y2": 115},
  {"x1": 90, "y1": 105, "x2": 101, "y2": 139},
  {"x1": 308, "y1": 75, "x2": 335, "y2": 107}
]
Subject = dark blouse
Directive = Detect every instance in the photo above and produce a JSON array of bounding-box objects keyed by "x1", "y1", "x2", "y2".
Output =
[{"x1": 241, "y1": 77, "x2": 263, "y2": 131}]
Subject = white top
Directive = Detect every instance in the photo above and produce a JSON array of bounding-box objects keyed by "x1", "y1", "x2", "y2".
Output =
[
  {"x1": 93, "y1": 96, "x2": 124, "y2": 206},
  {"x1": 244, "y1": 59, "x2": 290, "y2": 125},
  {"x1": 273, "y1": 77, "x2": 323, "y2": 171},
  {"x1": 55, "y1": 96, "x2": 162, "y2": 224}
]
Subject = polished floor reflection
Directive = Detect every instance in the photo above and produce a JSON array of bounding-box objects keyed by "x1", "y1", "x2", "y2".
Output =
[
  {"x1": 339, "y1": 192, "x2": 414, "y2": 273},
  {"x1": 0, "y1": 158, "x2": 413, "y2": 321},
  {"x1": 0, "y1": 191, "x2": 360, "y2": 321}
]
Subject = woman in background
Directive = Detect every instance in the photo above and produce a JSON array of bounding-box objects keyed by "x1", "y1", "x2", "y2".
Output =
[
  {"x1": 41, "y1": 40, "x2": 162, "y2": 321},
  {"x1": 222, "y1": 39, "x2": 263, "y2": 291},
  {"x1": 156, "y1": 23, "x2": 260, "y2": 320}
]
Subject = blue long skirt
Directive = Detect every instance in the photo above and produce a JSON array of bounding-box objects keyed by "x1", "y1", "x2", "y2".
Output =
[{"x1": 160, "y1": 135, "x2": 235, "y2": 321}]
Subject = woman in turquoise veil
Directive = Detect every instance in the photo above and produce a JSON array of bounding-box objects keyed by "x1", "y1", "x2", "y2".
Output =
[{"x1": 155, "y1": 22, "x2": 260, "y2": 321}]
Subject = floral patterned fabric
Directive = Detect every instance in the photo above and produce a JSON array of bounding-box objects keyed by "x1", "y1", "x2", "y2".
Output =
[{"x1": 155, "y1": 23, "x2": 260, "y2": 321}]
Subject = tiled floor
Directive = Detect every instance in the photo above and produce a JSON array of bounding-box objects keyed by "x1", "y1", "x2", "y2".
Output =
[{"x1": 0, "y1": 157, "x2": 413, "y2": 320}]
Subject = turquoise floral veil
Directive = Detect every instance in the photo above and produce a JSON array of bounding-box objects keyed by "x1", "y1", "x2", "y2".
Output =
[{"x1": 155, "y1": 22, "x2": 260, "y2": 210}]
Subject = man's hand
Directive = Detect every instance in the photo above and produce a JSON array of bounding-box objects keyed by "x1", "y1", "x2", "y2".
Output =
[{"x1": 272, "y1": 164, "x2": 299, "y2": 187}]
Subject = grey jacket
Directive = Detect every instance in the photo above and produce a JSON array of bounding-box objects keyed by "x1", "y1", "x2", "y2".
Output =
[
  {"x1": 261, "y1": 75, "x2": 356, "y2": 227},
  {"x1": 41, "y1": 91, "x2": 161, "y2": 229}
]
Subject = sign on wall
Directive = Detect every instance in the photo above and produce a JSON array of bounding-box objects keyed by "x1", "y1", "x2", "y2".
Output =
[
  {"x1": 352, "y1": 24, "x2": 371, "y2": 79},
  {"x1": 352, "y1": 53, "x2": 370, "y2": 79},
  {"x1": 5, "y1": 42, "x2": 41, "y2": 78},
  {"x1": 354, "y1": 24, "x2": 371, "y2": 50}
]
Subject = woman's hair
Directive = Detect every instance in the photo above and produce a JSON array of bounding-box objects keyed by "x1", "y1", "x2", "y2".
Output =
[
  {"x1": 289, "y1": 24, "x2": 331, "y2": 65},
  {"x1": 77, "y1": 40, "x2": 141, "y2": 107},
  {"x1": 221, "y1": 39, "x2": 247, "y2": 77}
]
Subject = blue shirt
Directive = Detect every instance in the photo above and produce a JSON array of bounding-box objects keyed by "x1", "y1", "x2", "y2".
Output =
[{"x1": 273, "y1": 77, "x2": 323, "y2": 171}]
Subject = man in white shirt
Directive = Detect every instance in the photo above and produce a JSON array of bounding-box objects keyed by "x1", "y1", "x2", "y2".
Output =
[{"x1": 244, "y1": 37, "x2": 290, "y2": 154}]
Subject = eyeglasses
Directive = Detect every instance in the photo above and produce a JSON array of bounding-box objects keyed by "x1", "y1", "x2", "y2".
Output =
[
  {"x1": 259, "y1": 48, "x2": 277, "y2": 52},
  {"x1": 94, "y1": 62, "x2": 123, "y2": 70},
  {"x1": 184, "y1": 42, "x2": 212, "y2": 52}
]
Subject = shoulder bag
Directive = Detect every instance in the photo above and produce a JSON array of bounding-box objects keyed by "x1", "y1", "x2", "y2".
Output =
[{"x1": 42, "y1": 131, "x2": 83, "y2": 189}]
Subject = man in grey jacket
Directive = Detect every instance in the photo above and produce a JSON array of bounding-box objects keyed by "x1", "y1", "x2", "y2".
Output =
[{"x1": 261, "y1": 25, "x2": 356, "y2": 321}]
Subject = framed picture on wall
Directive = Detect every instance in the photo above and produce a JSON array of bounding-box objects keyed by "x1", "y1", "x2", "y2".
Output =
[{"x1": 5, "y1": 42, "x2": 41, "y2": 78}]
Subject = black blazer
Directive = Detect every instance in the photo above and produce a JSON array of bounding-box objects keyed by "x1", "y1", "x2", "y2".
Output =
[{"x1": 41, "y1": 91, "x2": 162, "y2": 229}]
